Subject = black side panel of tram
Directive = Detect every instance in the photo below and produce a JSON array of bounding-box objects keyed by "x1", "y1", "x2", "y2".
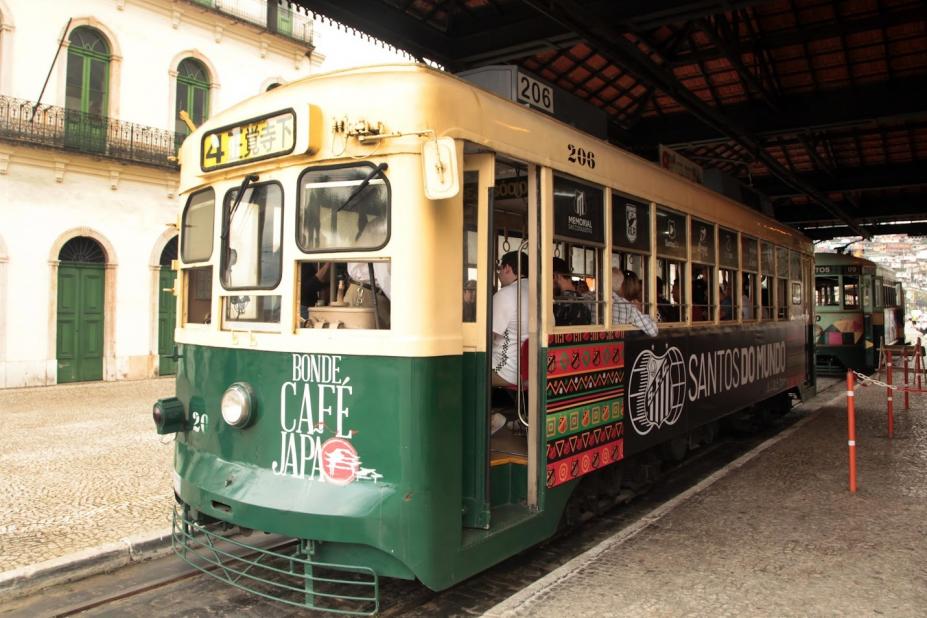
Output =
[{"x1": 622, "y1": 322, "x2": 806, "y2": 456}]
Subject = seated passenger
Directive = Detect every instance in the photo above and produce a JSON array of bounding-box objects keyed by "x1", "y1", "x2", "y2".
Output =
[
  {"x1": 491, "y1": 251, "x2": 529, "y2": 387},
  {"x1": 300, "y1": 262, "x2": 331, "y2": 321},
  {"x1": 552, "y1": 257, "x2": 592, "y2": 326},
  {"x1": 463, "y1": 279, "x2": 477, "y2": 322},
  {"x1": 612, "y1": 268, "x2": 658, "y2": 336}
]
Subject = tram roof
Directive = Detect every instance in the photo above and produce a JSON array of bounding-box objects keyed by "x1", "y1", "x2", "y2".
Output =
[
  {"x1": 290, "y1": 1, "x2": 927, "y2": 241},
  {"x1": 181, "y1": 64, "x2": 810, "y2": 252},
  {"x1": 815, "y1": 251, "x2": 900, "y2": 280}
]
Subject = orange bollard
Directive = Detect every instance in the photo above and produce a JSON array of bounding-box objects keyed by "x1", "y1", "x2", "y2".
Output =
[
  {"x1": 847, "y1": 370, "x2": 857, "y2": 494},
  {"x1": 917, "y1": 338, "x2": 923, "y2": 391},
  {"x1": 904, "y1": 352, "x2": 910, "y2": 410},
  {"x1": 886, "y1": 350, "x2": 894, "y2": 439}
]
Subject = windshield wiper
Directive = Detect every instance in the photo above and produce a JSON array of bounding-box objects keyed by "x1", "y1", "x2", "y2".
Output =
[
  {"x1": 336, "y1": 163, "x2": 388, "y2": 213},
  {"x1": 223, "y1": 174, "x2": 259, "y2": 265}
]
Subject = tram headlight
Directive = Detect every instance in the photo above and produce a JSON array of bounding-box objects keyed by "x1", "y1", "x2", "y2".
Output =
[{"x1": 221, "y1": 383, "x2": 256, "y2": 428}]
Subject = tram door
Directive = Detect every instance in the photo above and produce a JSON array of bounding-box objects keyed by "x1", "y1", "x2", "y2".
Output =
[
  {"x1": 461, "y1": 150, "x2": 539, "y2": 530},
  {"x1": 461, "y1": 152, "x2": 493, "y2": 528}
]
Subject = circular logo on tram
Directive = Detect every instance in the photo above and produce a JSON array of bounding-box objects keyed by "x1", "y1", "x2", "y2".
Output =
[
  {"x1": 320, "y1": 437, "x2": 360, "y2": 485},
  {"x1": 627, "y1": 346, "x2": 686, "y2": 435}
]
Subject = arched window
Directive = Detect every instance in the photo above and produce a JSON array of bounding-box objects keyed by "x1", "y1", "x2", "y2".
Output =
[
  {"x1": 175, "y1": 58, "x2": 210, "y2": 146},
  {"x1": 65, "y1": 27, "x2": 110, "y2": 152},
  {"x1": 59, "y1": 236, "x2": 106, "y2": 263}
]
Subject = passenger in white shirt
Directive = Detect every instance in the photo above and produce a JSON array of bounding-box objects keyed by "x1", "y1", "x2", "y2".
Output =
[{"x1": 491, "y1": 251, "x2": 529, "y2": 387}]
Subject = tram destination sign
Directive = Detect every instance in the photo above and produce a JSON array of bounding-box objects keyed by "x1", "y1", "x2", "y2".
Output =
[{"x1": 201, "y1": 109, "x2": 296, "y2": 171}]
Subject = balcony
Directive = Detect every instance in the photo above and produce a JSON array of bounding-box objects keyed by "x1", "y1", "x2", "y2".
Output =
[
  {"x1": 0, "y1": 96, "x2": 179, "y2": 169},
  {"x1": 186, "y1": 0, "x2": 314, "y2": 47}
]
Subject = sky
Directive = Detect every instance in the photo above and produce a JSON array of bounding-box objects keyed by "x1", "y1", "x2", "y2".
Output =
[{"x1": 313, "y1": 19, "x2": 412, "y2": 72}]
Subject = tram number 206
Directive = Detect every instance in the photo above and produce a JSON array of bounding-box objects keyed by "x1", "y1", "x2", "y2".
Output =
[
  {"x1": 517, "y1": 72, "x2": 554, "y2": 113},
  {"x1": 567, "y1": 144, "x2": 596, "y2": 169}
]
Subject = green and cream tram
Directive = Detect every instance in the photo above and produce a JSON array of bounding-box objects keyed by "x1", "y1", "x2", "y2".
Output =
[
  {"x1": 814, "y1": 252, "x2": 904, "y2": 373},
  {"x1": 154, "y1": 64, "x2": 815, "y2": 613}
]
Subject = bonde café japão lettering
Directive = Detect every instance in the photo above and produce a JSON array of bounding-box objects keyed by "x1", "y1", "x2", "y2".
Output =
[{"x1": 273, "y1": 354, "x2": 354, "y2": 481}]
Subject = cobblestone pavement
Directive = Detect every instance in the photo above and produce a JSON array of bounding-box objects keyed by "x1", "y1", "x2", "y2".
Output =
[
  {"x1": 0, "y1": 379, "x2": 175, "y2": 572},
  {"x1": 487, "y1": 379, "x2": 927, "y2": 617}
]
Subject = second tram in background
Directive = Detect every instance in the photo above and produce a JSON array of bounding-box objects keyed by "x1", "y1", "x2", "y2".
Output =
[{"x1": 814, "y1": 252, "x2": 904, "y2": 374}]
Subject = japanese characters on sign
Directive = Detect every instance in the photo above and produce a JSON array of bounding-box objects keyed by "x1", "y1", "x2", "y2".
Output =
[{"x1": 201, "y1": 110, "x2": 296, "y2": 171}]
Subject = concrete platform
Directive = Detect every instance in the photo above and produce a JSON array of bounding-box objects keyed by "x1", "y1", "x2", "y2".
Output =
[{"x1": 484, "y1": 377, "x2": 927, "y2": 616}]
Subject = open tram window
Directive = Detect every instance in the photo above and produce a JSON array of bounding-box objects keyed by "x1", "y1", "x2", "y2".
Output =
[
  {"x1": 613, "y1": 253, "x2": 648, "y2": 313},
  {"x1": 816, "y1": 275, "x2": 840, "y2": 306},
  {"x1": 552, "y1": 174, "x2": 604, "y2": 326},
  {"x1": 741, "y1": 235, "x2": 758, "y2": 320},
  {"x1": 185, "y1": 266, "x2": 212, "y2": 324},
  {"x1": 691, "y1": 219, "x2": 715, "y2": 322},
  {"x1": 296, "y1": 260, "x2": 390, "y2": 330},
  {"x1": 656, "y1": 207, "x2": 686, "y2": 323},
  {"x1": 843, "y1": 276, "x2": 860, "y2": 309},
  {"x1": 221, "y1": 181, "x2": 283, "y2": 290}
]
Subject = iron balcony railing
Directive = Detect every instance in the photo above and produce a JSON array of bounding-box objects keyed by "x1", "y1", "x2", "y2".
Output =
[
  {"x1": 187, "y1": 0, "x2": 314, "y2": 46},
  {"x1": 0, "y1": 96, "x2": 180, "y2": 169}
]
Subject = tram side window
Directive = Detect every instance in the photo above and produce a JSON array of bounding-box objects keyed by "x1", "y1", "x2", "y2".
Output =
[
  {"x1": 776, "y1": 279, "x2": 788, "y2": 320},
  {"x1": 692, "y1": 265, "x2": 713, "y2": 322},
  {"x1": 760, "y1": 242, "x2": 774, "y2": 320},
  {"x1": 656, "y1": 259, "x2": 684, "y2": 322},
  {"x1": 843, "y1": 276, "x2": 860, "y2": 309},
  {"x1": 816, "y1": 276, "x2": 840, "y2": 306},
  {"x1": 718, "y1": 228, "x2": 738, "y2": 322},
  {"x1": 614, "y1": 252, "x2": 648, "y2": 313},
  {"x1": 691, "y1": 219, "x2": 715, "y2": 322},
  {"x1": 297, "y1": 261, "x2": 390, "y2": 330},
  {"x1": 181, "y1": 188, "x2": 215, "y2": 263},
  {"x1": 552, "y1": 174, "x2": 605, "y2": 325},
  {"x1": 656, "y1": 207, "x2": 686, "y2": 323},
  {"x1": 180, "y1": 188, "x2": 216, "y2": 325},
  {"x1": 613, "y1": 194, "x2": 651, "y2": 315},
  {"x1": 742, "y1": 272, "x2": 757, "y2": 320},
  {"x1": 185, "y1": 266, "x2": 212, "y2": 324},
  {"x1": 719, "y1": 269, "x2": 735, "y2": 321},
  {"x1": 221, "y1": 182, "x2": 283, "y2": 290},
  {"x1": 741, "y1": 235, "x2": 759, "y2": 320}
]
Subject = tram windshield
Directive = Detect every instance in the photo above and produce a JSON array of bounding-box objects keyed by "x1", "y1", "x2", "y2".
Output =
[
  {"x1": 221, "y1": 182, "x2": 283, "y2": 289},
  {"x1": 297, "y1": 164, "x2": 390, "y2": 251}
]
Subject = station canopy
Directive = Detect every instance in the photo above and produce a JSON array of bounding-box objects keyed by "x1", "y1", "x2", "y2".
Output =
[{"x1": 292, "y1": 0, "x2": 927, "y2": 241}]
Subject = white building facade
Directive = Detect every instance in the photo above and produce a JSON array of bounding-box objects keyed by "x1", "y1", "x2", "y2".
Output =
[{"x1": 0, "y1": 0, "x2": 326, "y2": 388}]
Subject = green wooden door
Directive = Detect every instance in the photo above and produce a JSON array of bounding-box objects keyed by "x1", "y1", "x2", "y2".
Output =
[
  {"x1": 57, "y1": 264, "x2": 104, "y2": 383},
  {"x1": 158, "y1": 267, "x2": 178, "y2": 375},
  {"x1": 64, "y1": 28, "x2": 110, "y2": 153}
]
